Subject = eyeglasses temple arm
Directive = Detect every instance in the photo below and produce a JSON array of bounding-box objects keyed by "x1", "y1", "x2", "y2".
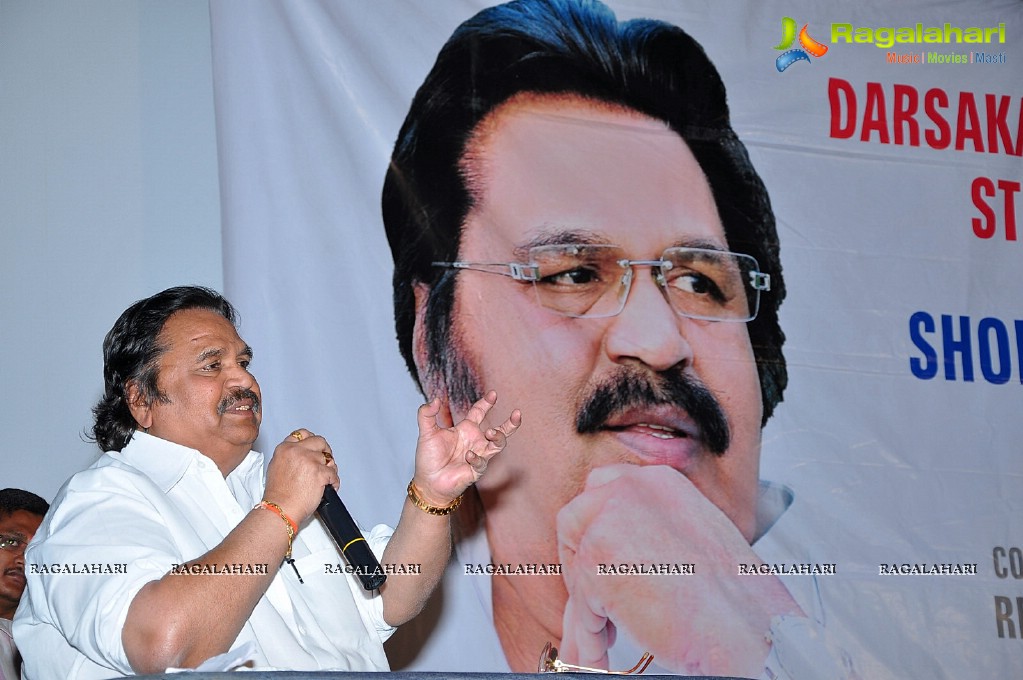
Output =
[{"x1": 431, "y1": 261, "x2": 540, "y2": 281}]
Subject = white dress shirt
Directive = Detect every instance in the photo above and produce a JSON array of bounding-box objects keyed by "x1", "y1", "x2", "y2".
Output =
[
  {"x1": 0, "y1": 617, "x2": 18, "y2": 680},
  {"x1": 13, "y1": 432, "x2": 394, "y2": 679}
]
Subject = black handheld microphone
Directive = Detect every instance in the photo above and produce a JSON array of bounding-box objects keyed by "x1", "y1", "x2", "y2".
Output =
[{"x1": 317, "y1": 486, "x2": 387, "y2": 590}]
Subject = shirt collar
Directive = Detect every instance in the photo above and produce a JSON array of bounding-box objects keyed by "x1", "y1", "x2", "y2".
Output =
[
  {"x1": 113, "y1": 431, "x2": 264, "y2": 493},
  {"x1": 753, "y1": 479, "x2": 794, "y2": 544}
]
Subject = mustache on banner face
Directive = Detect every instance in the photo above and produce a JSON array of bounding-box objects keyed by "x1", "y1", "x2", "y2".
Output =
[
  {"x1": 576, "y1": 367, "x2": 730, "y2": 455},
  {"x1": 217, "y1": 388, "x2": 261, "y2": 416}
]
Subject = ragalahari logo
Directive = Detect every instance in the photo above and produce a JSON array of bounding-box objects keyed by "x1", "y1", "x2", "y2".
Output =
[{"x1": 774, "y1": 17, "x2": 829, "y2": 72}]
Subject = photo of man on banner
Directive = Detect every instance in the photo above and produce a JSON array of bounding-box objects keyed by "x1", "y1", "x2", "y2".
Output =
[{"x1": 381, "y1": 1, "x2": 849, "y2": 676}]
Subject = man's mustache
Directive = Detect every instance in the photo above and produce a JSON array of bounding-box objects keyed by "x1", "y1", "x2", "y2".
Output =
[
  {"x1": 576, "y1": 367, "x2": 730, "y2": 455},
  {"x1": 217, "y1": 388, "x2": 261, "y2": 416}
]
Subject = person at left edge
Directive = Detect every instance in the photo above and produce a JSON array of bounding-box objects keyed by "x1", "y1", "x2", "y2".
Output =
[
  {"x1": 13, "y1": 285, "x2": 520, "y2": 679},
  {"x1": 0, "y1": 488, "x2": 48, "y2": 680}
]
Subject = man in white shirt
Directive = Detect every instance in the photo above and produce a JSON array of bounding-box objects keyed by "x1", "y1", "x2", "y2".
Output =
[
  {"x1": 14, "y1": 285, "x2": 519, "y2": 679},
  {"x1": 0, "y1": 489, "x2": 48, "y2": 680}
]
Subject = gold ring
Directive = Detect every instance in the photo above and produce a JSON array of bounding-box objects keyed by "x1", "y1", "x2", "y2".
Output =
[
  {"x1": 290, "y1": 430, "x2": 304, "y2": 441},
  {"x1": 323, "y1": 451, "x2": 333, "y2": 465}
]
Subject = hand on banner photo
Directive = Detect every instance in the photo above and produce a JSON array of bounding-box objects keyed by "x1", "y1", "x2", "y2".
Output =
[
  {"x1": 414, "y1": 391, "x2": 522, "y2": 506},
  {"x1": 556, "y1": 464, "x2": 804, "y2": 677}
]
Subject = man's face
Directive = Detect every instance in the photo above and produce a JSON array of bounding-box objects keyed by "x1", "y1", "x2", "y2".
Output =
[
  {"x1": 0, "y1": 510, "x2": 43, "y2": 619},
  {"x1": 131, "y1": 308, "x2": 261, "y2": 470},
  {"x1": 427, "y1": 94, "x2": 764, "y2": 559}
]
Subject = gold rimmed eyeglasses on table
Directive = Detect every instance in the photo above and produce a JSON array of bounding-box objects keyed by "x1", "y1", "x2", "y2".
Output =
[{"x1": 538, "y1": 641, "x2": 653, "y2": 674}]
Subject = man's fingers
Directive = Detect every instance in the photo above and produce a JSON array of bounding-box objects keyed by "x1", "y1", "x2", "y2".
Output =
[
  {"x1": 436, "y1": 396, "x2": 455, "y2": 429},
  {"x1": 416, "y1": 397, "x2": 443, "y2": 436},
  {"x1": 465, "y1": 449, "x2": 488, "y2": 476},
  {"x1": 464, "y1": 390, "x2": 498, "y2": 424},
  {"x1": 559, "y1": 599, "x2": 583, "y2": 664},
  {"x1": 284, "y1": 428, "x2": 311, "y2": 444},
  {"x1": 469, "y1": 409, "x2": 521, "y2": 457},
  {"x1": 267, "y1": 431, "x2": 344, "y2": 520},
  {"x1": 483, "y1": 428, "x2": 506, "y2": 451},
  {"x1": 561, "y1": 597, "x2": 611, "y2": 669},
  {"x1": 488, "y1": 409, "x2": 522, "y2": 443},
  {"x1": 556, "y1": 473, "x2": 618, "y2": 554},
  {"x1": 283, "y1": 429, "x2": 334, "y2": 457},
  {"x1": 576, "y1": 610, "x2": 611, "y2": 669},
  {"x1": 584, "y1": 463, "x2": 629, "y2": 490},
  {"x1": 283, "y1": 428, "x2": 320, "y2": 447}
]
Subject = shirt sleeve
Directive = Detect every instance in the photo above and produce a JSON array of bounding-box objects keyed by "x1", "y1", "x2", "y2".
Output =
[
  {"x1": 20, "y1": 465, "x2": 191, "y2": 675},
  {"x1": 360, "y1": 523, "x2": 397, "y2": 640}
]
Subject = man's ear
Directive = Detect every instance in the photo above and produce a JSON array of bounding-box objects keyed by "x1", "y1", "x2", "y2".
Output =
[
  {"x1": 412, "y1": 282, "x2": 444, "y2": 400},
  {"x1": 126, "y1": 381, "x2": 153, "y2": 430}
]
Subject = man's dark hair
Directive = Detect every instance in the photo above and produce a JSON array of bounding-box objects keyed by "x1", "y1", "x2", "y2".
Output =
[
  {"x1": 0, "y1": 488, "x2": 49, "y2": 519},
  {"x1": 90, "y1": 285, "x2": 237, "y2": 452},
  {"x1": 383, "y1": 0, "x2": 787, "y2": 423}
]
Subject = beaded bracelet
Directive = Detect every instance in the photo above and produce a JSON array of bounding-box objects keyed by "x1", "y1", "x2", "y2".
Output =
[
  {"x1": 256, "y1": 500, "x2": 304, "y2": 583},
  {"x1": 257, "y1": 500, "x2": 297, "y2": 547}
]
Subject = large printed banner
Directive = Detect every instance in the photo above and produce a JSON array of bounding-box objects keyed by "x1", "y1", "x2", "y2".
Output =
[{"x1": 210, "y1": 1, "x2": 1023, "y2": 677}]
